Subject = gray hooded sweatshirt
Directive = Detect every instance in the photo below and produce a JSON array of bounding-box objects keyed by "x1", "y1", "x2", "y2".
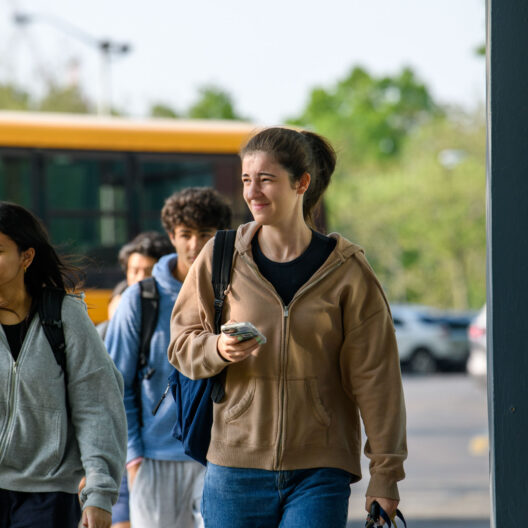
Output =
[{"x1": 0, "y1": 294, "x2": 127, "y2": 514}]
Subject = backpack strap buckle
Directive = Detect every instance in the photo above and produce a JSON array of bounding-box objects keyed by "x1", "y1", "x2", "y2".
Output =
[{"x1": 41, "y1": 318, "x2": 63, "y2": 329}]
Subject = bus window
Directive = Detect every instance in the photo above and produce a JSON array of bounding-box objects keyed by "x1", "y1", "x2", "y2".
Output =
[
  {"x1": 43, "y1": 152, "x2": 129, "y2": 286},
  {"x1": 138, "y1": 156, "x2": 213, "y2": 231},
  {"x1": 138, "y1": 153, "x2": 248, "y2": 230},
  {"x1": 0, "y1": 152, "x2": 33, "y2": 209}
]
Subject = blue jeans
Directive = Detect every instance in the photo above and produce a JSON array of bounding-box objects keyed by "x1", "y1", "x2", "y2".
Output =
[{"x1": 202, "y1": 463, "x2": 352, "y2": 528}]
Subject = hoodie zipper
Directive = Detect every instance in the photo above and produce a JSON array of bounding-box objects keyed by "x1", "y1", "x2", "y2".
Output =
[
  {"x1": 0, "y1": 362, "x2": 18, "y2": 460},
  {"x1": 0, "y1": 319, "x2": 36, "y2": 462},
  {"x1": 241, "y1": 253, "x2": 289, "y2": 468},
  {"x1": 275, "y1": 305, "x2": 289, "y2": 467},
  {"x1": 242, "y1": 251, "x2": 345, "y2": 469},
  {"x1": 275, "y1": 260, "x2": 344, "y2": 467}
]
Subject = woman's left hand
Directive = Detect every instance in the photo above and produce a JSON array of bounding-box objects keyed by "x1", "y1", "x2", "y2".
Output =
[
  {"x1": 82, "y1": 506, "x2": 112, "y2": 528},
  {"x1": 217, "y1": 320, "x2": 262, "y2": 362},
  {"x1": 365, "y1": 496, "x2": 399, "y2": 525}
]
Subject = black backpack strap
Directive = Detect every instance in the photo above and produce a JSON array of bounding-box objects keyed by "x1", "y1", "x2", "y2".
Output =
[
  {"x1": 211, "y1": 229, "x2": 236, "y2": 403},
  {"x1": 139, "y1": 277, "x2": 159, "y2": 378},
  {"x1": 136, "y1": 277, "x2": 160, "y2": 427},
  {"x1": 38, "y1": 288, "x2": 68, "y2": 409},
  {"x1": 212, "y1": 230, "x2": 237, "y2": 334}
]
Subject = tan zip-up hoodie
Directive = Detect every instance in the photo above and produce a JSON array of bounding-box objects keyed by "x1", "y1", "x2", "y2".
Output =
[{"x1": 169, "y1": 222, "x2": 406, "y2": 499}]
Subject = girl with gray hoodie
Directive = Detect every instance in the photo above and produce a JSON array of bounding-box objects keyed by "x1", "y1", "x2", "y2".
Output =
[{"x1": 0, "y1": 201, "x2": 127, "y2": 528}]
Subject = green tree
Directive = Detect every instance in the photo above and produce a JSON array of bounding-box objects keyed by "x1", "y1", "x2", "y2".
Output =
[
  {"x1": 150, "y1": 103, "x2": 180, "y2": 118},
  {"x1": 38, "y1": 83, "x2": 91, "y2": 113},
  {"x1": 289, "y1": 66, "x2": 441, "y2": 166},
  {"x1": 0, "y1": 83, "x2": 31, "y2": 110},
  {"x1": 325, "y1": 111, "x2": 486, "y2": 309},
  {"x1": 188, "y1": 85, "x2": 244, "y2": 120},
  {"x1": 290, "y1": 65, "x2": 484, "y2": 309}
]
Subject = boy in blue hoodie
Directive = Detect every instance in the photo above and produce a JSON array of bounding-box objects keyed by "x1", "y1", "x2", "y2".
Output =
[{"x1": 105, "y1": 188, "x2": 232, "y2": 528}]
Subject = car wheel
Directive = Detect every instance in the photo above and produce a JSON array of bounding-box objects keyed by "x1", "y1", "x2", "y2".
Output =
[{"x1": 409, "y1": 348, "x2": 437, "y2": 374}]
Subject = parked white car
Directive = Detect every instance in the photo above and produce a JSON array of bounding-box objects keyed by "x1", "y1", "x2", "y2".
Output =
[
  {"x1": 391, "y1": 304, "x2": 471, "y2": 374},
  {"x1": 467, "y1": 305, "x2": 487, "y2": 384}
]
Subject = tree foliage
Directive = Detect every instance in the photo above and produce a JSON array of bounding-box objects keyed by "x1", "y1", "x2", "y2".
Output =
[
  {"x1": 289, "y1": 66, "x2": 441, "y2": 166},
  {"x1": 0, "y1": 83, "x2": 31, "y2": 110},
  {"x1": 38, "y1": 83, "x2": 91, "y2": 113},
  {"x1": 0, "y1": 81, "x2": 92, "y2": 113},
  {"x1": 288, "y1": 66, "x2": 485, "y2": 310},
  {"x1": 149, "y1": 85, "x2": 246, "y2": 121},
  {"x1": 188, "y1": 84, "x2": 244, "y2": 120},
  {"x1": 325, "y1": 112, "x2": 486, "y2": 310},
  {"x1": 150, "y1": 103, "x2": 180, "y2": 118}
]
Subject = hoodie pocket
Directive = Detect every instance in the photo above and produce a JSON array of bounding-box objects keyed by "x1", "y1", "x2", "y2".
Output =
[
  {"x1": 284, "y1": 378, "x2": 332, "y2": 448},
  {"x1": 224, "y1": 377, "x2": 256, "y2": 422},
  {"x1": 2, "y1": 404, "x2": 64, "y2": 475},
  {"x1": 223, "y1": 378, "x2": 277, "y2": 447}
]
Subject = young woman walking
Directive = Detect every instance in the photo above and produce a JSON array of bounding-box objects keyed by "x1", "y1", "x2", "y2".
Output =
[{"x1": 168, "y1": 128, "x2": 407, "y2": 527}]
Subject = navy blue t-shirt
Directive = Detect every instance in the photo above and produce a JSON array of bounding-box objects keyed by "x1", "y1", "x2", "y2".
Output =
[{"x1": 251, "y1": 230, "x2": 337, "y2": 306}]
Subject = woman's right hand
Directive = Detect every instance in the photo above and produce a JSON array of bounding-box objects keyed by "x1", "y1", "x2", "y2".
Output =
[
  {"x1": 82, "y1": 506, "x2": 111, "y2": 528},
  {"x1": 217, "y1": 320, "x2": 262, "y2": 363}
]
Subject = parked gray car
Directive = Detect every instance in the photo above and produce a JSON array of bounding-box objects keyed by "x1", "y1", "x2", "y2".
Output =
[{"x1": 391, "y1": 304, "x2": 473, "y2": 374}]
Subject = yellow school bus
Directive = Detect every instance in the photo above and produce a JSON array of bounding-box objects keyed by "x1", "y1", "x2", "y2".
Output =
[{"x1": 0, "y1": 111, "x2": 255, "y2": 323}]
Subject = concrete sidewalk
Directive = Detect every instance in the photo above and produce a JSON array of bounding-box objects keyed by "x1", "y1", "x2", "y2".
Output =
[
  {"x1": 347, "y1": 481, "x2": 490, "y2": 519},
  {"x1": 346, "y1": 461, "x2": 490, "y2": 526},
  {"x1": 345, "y1": 375, "x2": 491, "y2": 527}
]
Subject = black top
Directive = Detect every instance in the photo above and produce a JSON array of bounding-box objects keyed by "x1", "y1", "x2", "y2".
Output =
[
  {"x1": 2, "y1": 320, "x2": 27, "y2": 362},
  {"x1": 251, "y1": 230, "x2": 337, "y2": 306}
]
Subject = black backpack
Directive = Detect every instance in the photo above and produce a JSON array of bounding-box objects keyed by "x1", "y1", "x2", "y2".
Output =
[
  {"x1": 38, "y1": 280, "x2": 161, "y2": 424},
  {"x1": 38, "y1": 288, "x2": 68, "y2": 410},
  {"x1": 154, "y1": 229, "x2": 236, "y2": 464}
]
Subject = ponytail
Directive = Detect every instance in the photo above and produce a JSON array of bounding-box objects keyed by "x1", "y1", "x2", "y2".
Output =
[{"x1": 299, "y1": 131, "x2": 336, "y2": 224}]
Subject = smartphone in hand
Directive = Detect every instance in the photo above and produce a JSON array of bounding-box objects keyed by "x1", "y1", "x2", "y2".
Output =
[{"x1": 221, "y1": 322, "x2": 267, "y2": 344}]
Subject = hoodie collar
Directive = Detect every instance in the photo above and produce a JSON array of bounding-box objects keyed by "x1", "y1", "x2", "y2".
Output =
[
  {"x1": 152, "y1": 253, "x2": 182, "y2": 293},
  {"x1": 235, "y1": 221, "x2": 364, "y2": 265}
]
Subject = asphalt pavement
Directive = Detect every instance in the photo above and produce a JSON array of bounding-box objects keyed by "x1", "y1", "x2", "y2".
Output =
[
  {"x1": 346, "y1": 373, "x2": 490, "y2": 528},
  {"x1": 347, "y1": 520, "x2": 489, "y2": 528}
]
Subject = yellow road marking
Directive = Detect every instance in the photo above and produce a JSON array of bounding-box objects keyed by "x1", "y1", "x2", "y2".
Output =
[{"x1": 469, "y1": 434, "x2": 489, "y2": 456}]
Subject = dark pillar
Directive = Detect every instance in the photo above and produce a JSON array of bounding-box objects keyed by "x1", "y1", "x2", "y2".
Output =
[{"x1": 487, "y1": 1, "x2": 528, "y2": 525}]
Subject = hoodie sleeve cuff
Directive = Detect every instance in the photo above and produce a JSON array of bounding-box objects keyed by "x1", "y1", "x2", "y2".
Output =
[
  {"x1": 366, "y1": 474, "x2": 400, "y2": 501},
  {"x1": 126, "y1": 456, "x2": 144, "y2": 469},
  {"x1": 82, "y1": 492, "x2": 114, "y2": 514},
  {"x1": 126, "y1": 443, "x2": 144, "y2": 465},
  {"x1": 202, "y1": 334, "x2": 230, "y2": 373}
]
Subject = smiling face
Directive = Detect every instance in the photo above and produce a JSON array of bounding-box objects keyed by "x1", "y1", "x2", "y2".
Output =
[
  {"x1": 242, "y1": 151, "x2": 309, "y2": 228},
  {"x1": 169, "y1": 224, "x2": 217, "y2": 282},
  {"x1": 0, "y1": 232, "x2": 34, "y2": 293}
]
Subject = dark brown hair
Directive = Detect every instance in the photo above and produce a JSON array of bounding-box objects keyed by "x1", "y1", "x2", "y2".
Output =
[
  {"x1": 118, "y1": 231, "x2": 174, "y2": 271},
  {"x1": 240, "y1": 127, "x2": 336, "y2": 224},
  {"x1": 161, "y1": 187, "x2": 232, "y2": 235},
  {"x1": 0, "y1": 201, "x2": 83, "y2": 298}
]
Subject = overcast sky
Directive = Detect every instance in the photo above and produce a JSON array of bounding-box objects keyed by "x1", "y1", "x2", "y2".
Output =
[{"x1": 1, "y1": 0, "x2": 486, "y2": 124}]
